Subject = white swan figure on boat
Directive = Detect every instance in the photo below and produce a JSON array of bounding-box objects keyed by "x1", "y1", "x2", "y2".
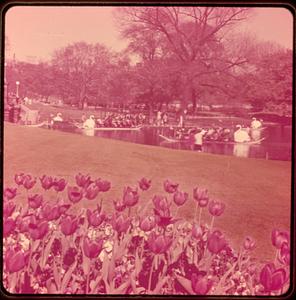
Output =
[{"x1": 234, "y1": 125, "x2": 251, "y2": 143}]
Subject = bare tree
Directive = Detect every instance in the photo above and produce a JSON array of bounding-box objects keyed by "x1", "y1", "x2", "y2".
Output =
[{"x1": 116, "y1": 7, "x2": 252, "y2": 110}]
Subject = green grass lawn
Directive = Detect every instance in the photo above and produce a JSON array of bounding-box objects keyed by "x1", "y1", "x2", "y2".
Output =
[{"x1": 4, "y1": 122, "x2": 291, "y2": 262}]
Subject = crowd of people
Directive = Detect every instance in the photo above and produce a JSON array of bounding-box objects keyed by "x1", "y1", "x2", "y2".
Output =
[{"x1": 165, "y1": 117, "x2": 264, "y2": 152}]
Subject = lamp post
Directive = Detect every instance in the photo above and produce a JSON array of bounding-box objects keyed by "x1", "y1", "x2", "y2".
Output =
[{"x1": 16, "y1": 81, "x2": 20, "y2": 99}]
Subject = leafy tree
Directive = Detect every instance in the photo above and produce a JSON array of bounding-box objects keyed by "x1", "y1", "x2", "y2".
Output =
[{"x1": 51, "y1": 42, "x2": 112, "y2": 109}]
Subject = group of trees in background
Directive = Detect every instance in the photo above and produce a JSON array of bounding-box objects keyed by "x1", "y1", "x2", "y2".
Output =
[{"x1": 5, "y1": 7, "x2": 292, "y2": 113}]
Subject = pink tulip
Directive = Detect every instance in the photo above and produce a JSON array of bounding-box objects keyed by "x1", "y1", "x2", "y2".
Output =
[
  {"x1": 193, "y1": 187, "x2": 209, "y2": 207},
  {"x1": 271, "y1": 229, "x2": 289, "y2": 249},
  {"x1": 17, "y1": 215, "x2": 35, "y2": 233},
  {"x1": 67, "y1": 186, "x2": 83, "y2": 203},
  {"x1": 14, "y1": 173, "x2": 25, "y2": 186},
  {"x1": 163, "y1": 179, "x2": 178, "y2": 193},
  {"x1": 23, "y1": 175, "x2": 36, "y2": 190},
  {"x1": 84, "y1": 183, "x2": 100, "y2": 200},
  {"x1": 28, "y1": 194, "x2": 43, "y2": 209},
  {"x1": 113, "y1": 199, "x2": 126, "y2": 212},
  {"x1": 58, "y1": 203, "x2": 71, "y2": 215},
  {"x1": 4, "y1": 201, "x2": 16, "y2": 218},
  {"x1": 4, "y1": 218, "x2": 16, "y2": 237},
  {"x1": 4, "y1": 188, "x2": 17, "y2": 200},
  {"x1": 154, "y1": 207, "x2": 176, "y2": 227},
  {"x1": 53, "y1": 178, "x2": 67, "y2": 192},
  {"x1": 191, "y1": 273, "x2": 213, "y2": 295},
  {"x1": 86, "y1": 206, "x2": 105, "y2": 227},
  {"x1": 139, "y1": 216, "x2": 156, "y2": 232},
  {"x1": 243, "y1": 236, "x2": 256, "y2": 251},
  {"x1": 138, "y1": 177, "x2": 151, "y2": 191},
  {"x1": 60, "y1": 216, "x2": 79, "y2": 236},
  {"x1": 95, "y1": 179, "x2": 111, "y2": 192},
  {"x1": 40, "y1": 175, "x2": 54, "y2": 190},
  {"x1": 112, "y1": 214, "x2": 131, "y2": 234},
  {"x1": 83, "y1": 237, "x2": 104, "y2": 259},
  {"x1": 278, "y1": 242, "x2": 290, "y2": 265},
  {"x1": 173, "y1": 191, "x2": 188, "y2": 206},
  {"x1": 147, "y1": 231, "x2": 173, "y2": 254},
  {"x1": 42, "y1": 203, "x2": 61, "y2": 221},
  {"x1": 5, "y1": 248, "x2": 26, "y2": 273},
  {"x1": 28, "y1": 220, "x2": 49, "y2": 240},
  {"x1": 208, "y1": 200, "x2": 225, "y2": 217},
  {"x1": 192, "y1": 224, "x2": 204, "y2": 240},
  {"x1": 260, "y1": 263, "x2": 286, "y2": 291},
  {"x1": 152, "y1": 195, "x2": 170, "y2": 211},
  {"x1": 207, "y1": 230, "x2": 227, "y2": 254},
  {"x1": 123, "y1": 186, "x2": 139, "y2": 207},
  {"x1": 75, "y1": 173, "x2": 92, "y2": 188}
]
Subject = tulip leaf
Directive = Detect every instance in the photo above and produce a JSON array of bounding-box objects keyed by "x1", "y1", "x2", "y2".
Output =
[
  {"x1": 214, "y1": 261, "x2": 238, "y2": 294},
  {"x1": 82, "y1": 253, "x2": 90, "y2": 275},
  {"x1": 108, "y1": 253, "x2": 116, "y2": 285},
  {"x1": 110, "y1": 278, "x2": 131, "y2": 294},
  {"x1": 175, "y1": 275, "x2": 194, "y2": 294},
  {"x1": 101, "y1": 251, "x2": 109, "y2": 287},
  {"x1": 135, "y1": 249, "x2": 142, "y2": 276},
  {"x1": 46, "y1": 279, "x2": 58, "y2": 293},
  {"x1": 41, "y1": 232, "x2": 57, "y2": 269},
  {"x1": 61, "y1": 261, "x2": 77, "y2": 293},
  {"x1": 31, "y1": 239, "x2": 41, "y2": 252},
  {"x1": 152, "y1": 276, "x2": 169, "y2": 294},
  {"x1": 53, "y1": 259, "x2": 61, "y2": 292}
]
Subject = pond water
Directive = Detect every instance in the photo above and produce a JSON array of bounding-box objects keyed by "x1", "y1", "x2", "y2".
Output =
[{"x1": 52, "y1": 122, "x2": 292, "y2": 161}]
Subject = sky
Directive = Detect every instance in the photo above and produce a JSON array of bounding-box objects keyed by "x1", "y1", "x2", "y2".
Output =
[{"x1": 4, "y1": 6, "x2": 294, "y2": 63}]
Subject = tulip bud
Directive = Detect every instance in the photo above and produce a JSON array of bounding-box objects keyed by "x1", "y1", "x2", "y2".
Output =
[
  {"x1": 191, "y1": 273, "x2": 213, "y2": 295},
  {"x1": 208, "y1": 200, "x2": 225, "y2": 217},
  {"x1": 4, "y1": 188, "x2": 17, "y2": 201},
  {"x1": 23, "y1": 175, "x2": 36, "y2": 190},
  {"x1": 193, "y1": 187, "x2": 209, "y2": 207},
  {"x1": 4, "y1": 218, "x2": 16, "y2": 237},
  {"x1": 53, "y1": 178, "x2": 67, "y2": 192},
  {"x1": 60, "y1": 216, "x2": 79, "y2": 236},
  {"x1": 113, "y1": 199, "x2": 126, "y2": 212},
  {"x1": 28, "y1": 194, "x2": 43, "y2": 209},
  {"x1": 207, "y1": 230, "x2": 227, "y2": 254},
  {"x1": 95, "y1": 179, "x2": 111, "y2": 192},
  {"x1": 40, "y1": 175, "x2": 54, "y2": 190},
  {"x1": 152, "y1": 195, "x2": 170, "y2": 211},
  {"x1": 271, "y1": 229, "x2": 289, "y2": 249},
  {"x1": 112, "y1": 214, "x2": 131, "y2": 234},
  {"x1": 147, "y1": 231, "x2": 172, "y2": 254},
  {"x1": 28, "y1": 220, "x2": 49, "y2": 240},
  {"x1": 243, "y1": 236, "x2": 256, "y2": 251},
  {"x1": 42, "y1": 203, "x2": 61, "y2": 221},
  {"x1": 4, "y1": 201, "x2": 16, "y2": 218},
  {"x1": 260, "y1": 263, "x2": 286, "y2": 292},
  {"x1": 123, "y1": 186, "x2": 139, "y2": 207},
  {"x1": 75, "y1": 173, "x2": 92, "y2": 188},
  {"x1": 192, "y1": 224, "x2": 203, "y2": 240},
  {"x1": 67, "y1": 186, "x2": 83, "y2": 203},
  {"x1": 5, "y1": 249, "x2": 26, "y2": 273},
  {"x1": 86, "y1": 207, "x2": 105, "y2": 227},
  {"x1": 83, "y1": 237, "x2": 104, "y2": 259},
  {"x1": 84, "y1": 183, "x2": 99, "y2": 200},
  {"x1": 173, "y1": 191, "x2": 188, "y2": 206},
  {"x1": 14, "y1": 173, "x2": 25, "y2": 186},
  {"x1": 278, "y1": 242, "x2": 290, "y2": 265},
  {"x1": 163, "y1": 179, "x2": 178, "y2": 193},
  {"x1": 139, "y1": 216, "x2": 156, "y2": 232},
  {"x1": 138, "y1": 177, "x2": 151, "y2": 191}
]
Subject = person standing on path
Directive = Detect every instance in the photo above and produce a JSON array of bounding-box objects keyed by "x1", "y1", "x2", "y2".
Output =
[{"x1": 194, "y1": 129, "x2": 206, "y2": 152}]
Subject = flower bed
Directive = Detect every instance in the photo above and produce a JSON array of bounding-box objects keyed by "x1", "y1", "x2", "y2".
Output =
[{"x1": 3, "y1": 174, "x2": 290, "y2": 295}]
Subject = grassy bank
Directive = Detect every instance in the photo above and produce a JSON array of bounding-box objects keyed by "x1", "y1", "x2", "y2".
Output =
[{"x1": 4, "y1": 123, "x2": 291, "y2": 262}]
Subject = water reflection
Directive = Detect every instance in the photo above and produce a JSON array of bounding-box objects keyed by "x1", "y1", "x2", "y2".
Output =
[{"x1": 53, "y1": 124, "x2": 291, "y2": 161}]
